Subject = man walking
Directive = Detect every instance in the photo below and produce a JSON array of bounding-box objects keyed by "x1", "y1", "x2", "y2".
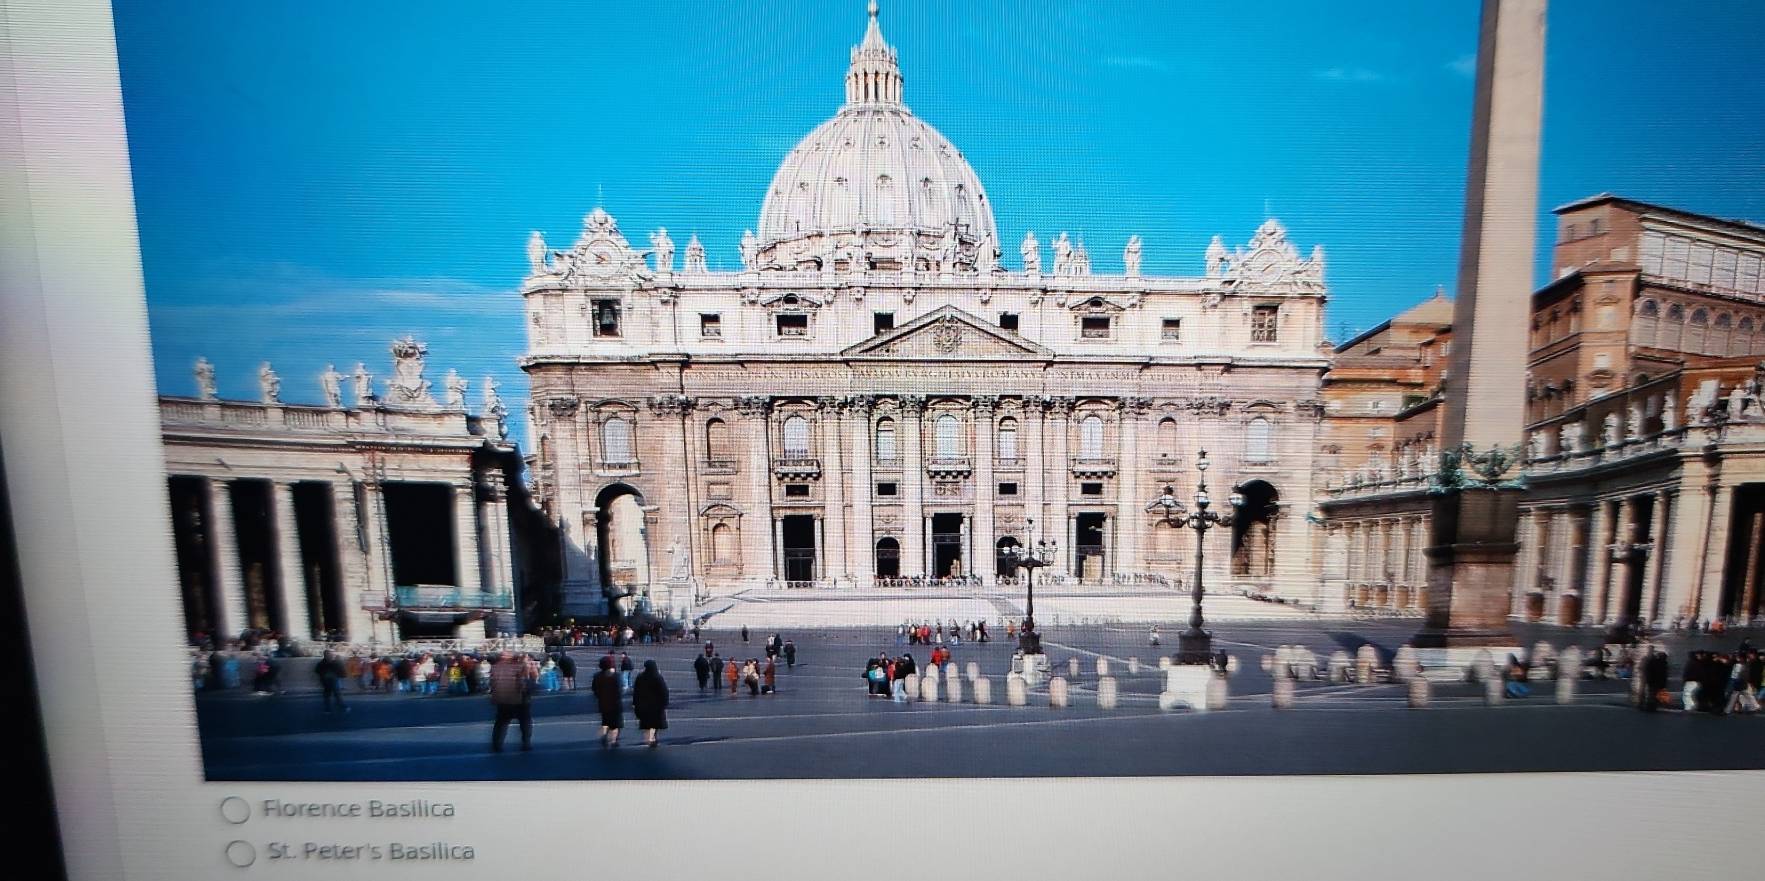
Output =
[
  {"x1": 619, "y1": 652, "x2": 635, "y2": 692},
  {"x1": 488, "y1": 651, "x2": 535, "y2": 753},
  {"x1": 315, "y1": 650, "x2": 348, "y2": 714},
  {"x1": 693, "y1": 652, "x2": 711, "y2": 692},
  {"x1": 784, "y1": 640, "x2": 797, "y2": 670}
]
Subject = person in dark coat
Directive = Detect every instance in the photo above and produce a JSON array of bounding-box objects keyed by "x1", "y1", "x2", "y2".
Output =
[
  {"x1": 741, "y1": 625, "x2": 750, "y2": 643},
  {"x1": 592, "y1": 657, "x2": 624, "y2": 747},
  {"x1": 633, "y1": 660, "x2": 670, "y2": 747},
  {"x1": 693, "y1": 653, "x2": 711, "y2": 691},
  {"x1": 1641, "y1": 649, "x2": 1669, "y2": 711},
  {"x1": 315, "y1": 651, "x2": 348, "y2": 714},
  {"x1": 783, "y1": 640, "x2": 797, "y2": 669}
]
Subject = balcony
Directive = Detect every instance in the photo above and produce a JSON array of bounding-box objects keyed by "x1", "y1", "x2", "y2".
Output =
[
  {"x1": 772, "y1": 457, "x2": 822, "y2": 480},
  {"x1": 925, "y1": 457, "x2": 972, "y2": 479},
  {"x1": 394, "y1": 586, "x2": 514, "y2": 610},
  {"x1": 1069, "y1": 457, "x2": 1118, "y2": 478}
]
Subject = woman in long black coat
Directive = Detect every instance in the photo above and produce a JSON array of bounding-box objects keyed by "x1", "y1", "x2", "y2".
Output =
[
  {"x1": 632, "y1": 660, "x2": 670, "y2": 747},
  {"x1": 591, "y1": 656, "x2": 624, "y2": 747}
]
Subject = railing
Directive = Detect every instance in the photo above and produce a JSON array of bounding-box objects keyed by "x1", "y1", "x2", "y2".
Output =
[
  {"x1": 284, "y1": 408, "x2": 336, "y2": 429},
  {"x1": 221, "y1": 406, "x2": 269, "y2": 426},
  {"x1": 772, "y1": 457, "x2": 822, "y2": 478},
  {"x1": 394, "y1": 586, "x2": 514, "y2": 610},
  {"x1": 925, "y1": 456, "x2": 972, "y2": 478},
  {"x1": 160, "y1": 401, "x2": 207, "y2": 423}
]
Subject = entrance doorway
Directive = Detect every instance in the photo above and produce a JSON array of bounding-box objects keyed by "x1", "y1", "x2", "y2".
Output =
[
  {"x1": 995, "y1": 536, "x2": 1020, "y2": 578},
  {"x1": 931, "y1": 513, "x2": 965, "y2": 578},
  {"x1": 782, "y1": 515, "x2": 817, "y2": 583},
  {"x1": 875, "y1": 537, "x2": 900, "y2": 578},
  {"x1": 595, "y1": 483, "x2": 650, "y2": 612},
  {"x1": 1074, "y1": 513, "x2": 1107, "y2": 580}
]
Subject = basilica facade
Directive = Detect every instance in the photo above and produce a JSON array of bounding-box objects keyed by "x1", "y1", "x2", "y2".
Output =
[{"x1": 522, "y1": 6, "x2": 1334, "y2": 618}]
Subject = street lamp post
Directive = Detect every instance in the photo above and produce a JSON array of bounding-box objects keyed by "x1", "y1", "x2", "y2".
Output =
[
  {"x1": 1146, "y1": 449, "x2": 1244, "y2": 664},
  {"x1": 1001, "y1": 518, "x2": 1055, "y2": 657}
]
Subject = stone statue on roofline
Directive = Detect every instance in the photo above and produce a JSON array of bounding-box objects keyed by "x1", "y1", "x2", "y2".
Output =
[
  {"x1": 444, "y1": 369, "x2": 468, "y2": 411},
  {"x1": 352, "y1": 362, "x2": 375, "y2": 407},
  {"x1": 482, "y1": 375, "x2": 509, "y2": 440},
  {"x1": 683, "y1": 233, "x2": 706, "y2": 273},
  {"x1": 1051, "y1": 232, "x2": 1072, "y2": 274},
  {"x1": 194, "y1": 357, "x2": 217, "y2": 401},
  {"x1": 1124, "y1": 235, "x2": 1143, "y2": 277},
  {"x1": 651, "y1": 227, "x2": 674, "y2": 273},
  {"x1": 1020, "y1": 230, "x2": 1040, "y2": 274},
  {"x1": 527, "y1": 230, "x2": 547, "y2": 275},
  {"x1": 320, "y1": 363, "x2": 344, "y2": 408},
  {"x1": 258, "y1": 362, "x2": 281, "y2": 404},
  {"x1": 740, "y1": 230, "x2": 758, "y2": 270}
]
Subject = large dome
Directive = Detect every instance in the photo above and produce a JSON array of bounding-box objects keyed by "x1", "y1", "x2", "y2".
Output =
[{"x1": 751, "y1": 4, "x2": 997, "y2": 271}]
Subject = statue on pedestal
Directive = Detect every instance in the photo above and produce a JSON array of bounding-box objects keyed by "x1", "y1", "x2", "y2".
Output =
[
  {"x1": 740, "y1": 230, "x2": 758, "y2": 270},
  {"x1": 258, "y1": 362, "x2": 281, "y2": 404},
  {"x1": 527, "y1": 230, "x2": 547, "y2": 275},
  {"x1": 352, "y1": 363, "x2": 376, "y2": 407},
  {"x1": 683, "y1": 234, "x2": 706, "y2": 273},
  {"x1": 1051, "y1": 232, "x2": 1072, "y2": 274},
  {"x1": 1020, "y1": 230, "x2": 1040, "y2": 274},
  {"x1": 1124, "y1": 235, "x2": 1143, "y2": 277},
  {"x1": 650, "y1": 228, "x2": 674, "y2": 273},
  {"x1": 320, "y1": 363, "x2": 344, "y2": 408},
  {"x1": 482, "y1": 375, "x2": 508, "y2": 440},
  {"x1": 194, "y1": 357, "x2": 217, "y2": 401},
  {"x1": 443, "y1": 369, "x2": 468, "y2": 411}
]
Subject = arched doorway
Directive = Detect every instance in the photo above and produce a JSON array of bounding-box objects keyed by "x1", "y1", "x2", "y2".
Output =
[
  {"x1": 875, "y1": 537, "x2": 901, "y2": 579},
  {"x1": 995, "y1": 536, "x2": 1021, "y2": 578},
  {"x1": 1231, "y1": 480, "x2": 1280, "y2": 578},
  {"x1": 595, "y1": 483, "x2": 649, "y2": 617}
]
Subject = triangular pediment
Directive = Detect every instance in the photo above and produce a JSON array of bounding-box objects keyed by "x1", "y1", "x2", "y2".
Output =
[{"x1": 842, "y1": 305, "x2": 1053, "y2": 359}]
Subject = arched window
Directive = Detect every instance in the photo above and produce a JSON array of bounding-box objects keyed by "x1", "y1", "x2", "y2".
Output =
[
  {"x1": 1688, "y1": 308, "x2": 1710, "y2": 353},
  {"x1": 1158, "y1": 417, "x2": 1179, "y2": 459},
  {"x1": 602, "y1": 417, "x2": 634, "y2": 465},
  {"x1": 782, "y1": 415, "x2": 811, "y2": 457},
  {"x1": 1245, "y1": 417, "x2": 1273, "y2": 463},
  {"x1": 874, "y1": 417, "x2": 897, "y2": 460},
  {"x1": 705, "y1": 418, "x2": 731, "y2": 463},
  {"x1": 710, "y1": 523, "x2": 733, "y2": 562},
  {"x1": 1663, "y1": 303, "x2": 1686, "y2": 349},
  {"x1": 935, "y1": 414, "x2": 961, "y2": 458},
  {"x1": 1634, "y1": 299, "x2": 1660, "y2": 347},
  {"x1": 996, "y1": 417, "x2": 1019, "y2": 460},
  {"x1": 1079, "y1": 415, "x2": 1104, "y2": 458}
]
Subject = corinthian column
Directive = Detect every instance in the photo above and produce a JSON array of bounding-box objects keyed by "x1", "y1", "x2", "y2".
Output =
[
  {"x1": 1045, "y1": 397, "x2": 1074, "y2": 576},
  {"x1": 972, "y1": 396, "x2": 997, "y2": 585},
  {"x1": 846, "y1": 396, "x2": 876, "y2": 585},
  {"x1": 737, "y1": 395, "x2": 775, "y2": 585},
  {"x1": 818, "y1": 396, "x2": 849, "y2": 582},
  {"x1": 453, "y1": 482, "x2": 484, "y2": 594},
  {"x1": 901, "y1": 395, "x2": 927, "y2": 577},
  {"x1": 1118, "y1": 397, "x2": 1147, "y2": 576},
  {"x1": 207, "y1": 478, "x2": 248, "y2": 640},
  {"x1": 1024, "y1": 397, "x2": 1047, "y2": 547}
]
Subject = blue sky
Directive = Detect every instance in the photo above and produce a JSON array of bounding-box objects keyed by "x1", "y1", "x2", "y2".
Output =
[{"x1": 114, "y1": 1, "x2": 1765, "y2": 446}]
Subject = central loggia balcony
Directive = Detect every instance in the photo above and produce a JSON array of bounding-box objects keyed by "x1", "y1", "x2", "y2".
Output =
[
  {"x1": 772, "y1": 456, "x2": 822, "y2": 479},
  {"x1": 394, "y1": 585, "x2": 514, "y2": 610},
  {"x1": 1068, "y1": 457, "x2": 1118, "y2": 478},
  {"x1": 925, "y1": 457, "x2": 973, "y2": 479}
]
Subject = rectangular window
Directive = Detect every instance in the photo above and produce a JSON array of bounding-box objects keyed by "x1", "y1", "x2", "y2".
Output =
[
  {"x1": 873, "y1": 311, "x2": 895, "y2": 334},
  {"x1": 592, "y1": 299, "x2": 621, "y2": 337},
  {"x1": 699, "y1": 313, "x2": 721, "y2": 337},
  {"x1": 777, "y1": 313, "x2": 809, "y2": 336},
  {"x1": 1161, "y1": 318, "x2": 1182, "y2": 340},
  {"x1": 998, "y1": 482, "x2": 1019, "y2": 497},
  {"x1": 1080, "y1": 316, "x2": 1111, "y2": 339},
  {"x1": 783, "y1": 484, "x2": 809, "y2": 498},
  {"x1": 876, "y1": 482, "x2": 898, "y2": 497},
  {"x1": 1251, "y1": 305, "x2": 1278, "y2": 342},
  {"x1": 998, "y1": 312, "x2": 1020, "y2": 332},
  {"x1": 1080, "y1": 482, "x2": 1104, "y2": 497}
]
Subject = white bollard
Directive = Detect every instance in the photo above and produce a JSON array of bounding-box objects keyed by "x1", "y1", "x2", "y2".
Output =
[
  {"x1": 921, "y1": 675, "x2": 939, "y2": 702},
  {"x1": 1068, "y1": 657, "x2": 1081, "y2": 678},
  {"x1": 1407, "y1": 676, "x2": 1430, "y2": 709},
  {"x1": 1355, "y1": 645, "x2": 1378, "y2": 683},
  {"x1": 903, "y1": 673, "x2": 920, "y2": 699},
  {"x1": 1302, "y1": 650, "x2": 1321, "y2": 681},
  {"x1": 945, "y1": 675, "x2": 963, "y2": 704},
  {"x1": 1272, "y1": 674, "x2": 1294, "y2": 709},
  {"x1": 1095, "y1": 657, "x2": 1110, "y2": 677},
  {"x1": 1006, "y1": 674, "x2": 1027, "y2": 707},
  {"x1": 1225, "y1": 655, "x2": 1240, "y2": 674},
  {"x1": 1049, "y1": 676, "x2": 1070, "y2": 708},
  {"x1": 1158, "y1": 690, "x2": 1181, "y2": 711},
  {"x1": 1328, "y1": 650, "x2": 1352, "y2": 683},
  {"x1": 1471, "y1": 649, "x2": 1495, "y2": 684},
  {"x1": 1205, "y1": 674, "x2": 1229, "y2": 711},
  {"x1": 1393, "y1": 645, "x2": 1419, "y2": 683},
  {"x1": 1261, "y1": 653, "x2": 1274, "y2": 673},
  {"x1": 922, "y1": 664, "x2": 939, "y2": 683},
  {"x1": 974, "y1": 676, "x2": 992, "y2": 705},
  {"x1": 1554, "y1": 669, "x2": 1576, "y2": 704},
  {"x1": 1484, "y1": 674, "x2": 1504, "y2": 706},
  {"x1": 965, "y1": 661, "x2": 980, "y2": 682},
  {"x1": 1531, "y1": 640, "x2": 1556, "y2": 671},
  {"x1": 945, "y1": 662, "x2": 959, "y2": 683},
  {"x1": 1158, "y1": 656, "x2": 1173, "y2": 670},
  {"x1": 1098, "y1": 676, "x2": 1118, "y2": 710},
  {"x1": 1128, "y1": 657, "x2": 1140, "y2": 675}
]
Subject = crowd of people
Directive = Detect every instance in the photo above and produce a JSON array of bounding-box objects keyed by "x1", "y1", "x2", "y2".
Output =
[
  {"x1": 537, "y1": 621, "x2": 680, "y2": 648},
  {"x1": 690, "y1": 637, "x2": 792, "y2": 697},
  {"x1": 898, "y1": 620, "x2": 989, "y2": 645},
  {"x1": 863, "y1": 652, "x2": 920, "y2": 701}
]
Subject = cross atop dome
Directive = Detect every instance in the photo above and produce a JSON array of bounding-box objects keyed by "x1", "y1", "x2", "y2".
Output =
[{"x1": 846, "y1": 1, "x2": 903, "y2": 107}]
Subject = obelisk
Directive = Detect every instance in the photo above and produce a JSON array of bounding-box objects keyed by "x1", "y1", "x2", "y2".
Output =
[{"x1": 1413, "y1": 0, "x2": 1546, "y2": 658}]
